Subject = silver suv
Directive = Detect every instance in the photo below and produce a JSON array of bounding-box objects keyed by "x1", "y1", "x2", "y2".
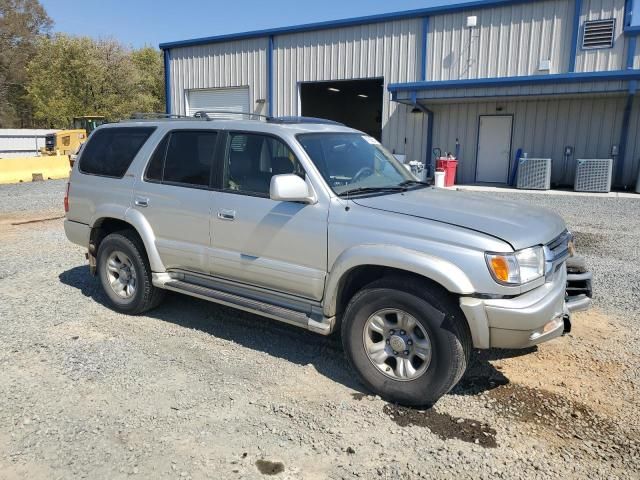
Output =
[{"x1": 64, "y1": 114, "x2": 592, "y2": 406}]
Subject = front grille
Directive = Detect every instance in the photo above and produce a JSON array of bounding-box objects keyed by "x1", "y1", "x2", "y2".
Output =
[{"x1": 544, "y1": 230, "x2": 571, "y2": 280}]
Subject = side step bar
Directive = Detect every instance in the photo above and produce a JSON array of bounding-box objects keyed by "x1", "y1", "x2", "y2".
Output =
[{"x1": 163, "y1": 280, "x2": 335, "y2": 335}]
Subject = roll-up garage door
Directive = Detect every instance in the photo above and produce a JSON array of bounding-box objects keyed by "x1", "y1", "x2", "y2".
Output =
[{"x1": 186, "y1": 87, "x2": 250, "y2": 117}]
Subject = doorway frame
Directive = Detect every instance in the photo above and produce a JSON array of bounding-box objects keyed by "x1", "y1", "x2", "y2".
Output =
[{"x1": 474, "y1": 114, "x2": 514, "y2": 184}]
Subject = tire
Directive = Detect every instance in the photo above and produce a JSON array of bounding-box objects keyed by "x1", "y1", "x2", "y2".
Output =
[
  {"x1": 341, "y1": 276, "x2": 471, "y2": 407},
  {"x1": 97, "y1": 230, "x2": 165, "y2": 314}
]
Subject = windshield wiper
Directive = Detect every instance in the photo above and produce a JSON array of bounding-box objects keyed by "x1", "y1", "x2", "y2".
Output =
[
  {"x1": 398, "y1": 180, "x2": 430, "y2": 188},
  {"x1": 339, "y1": 186, "x2": 407, "y2": 197}
]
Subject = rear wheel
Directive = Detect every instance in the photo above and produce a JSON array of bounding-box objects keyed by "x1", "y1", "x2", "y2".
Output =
[
  {"x1": 341, "y1": 276, "x2": 471, "y2": 407},
  {"x1": 97, "y1": 231, "x2": 165, "y2": 314}
]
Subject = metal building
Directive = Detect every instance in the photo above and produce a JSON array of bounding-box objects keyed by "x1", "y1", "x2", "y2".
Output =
[{"x1": 160, "y1": 0, "x2": 640, "y2": 188}]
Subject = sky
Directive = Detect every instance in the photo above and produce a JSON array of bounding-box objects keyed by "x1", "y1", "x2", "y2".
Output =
[{"x1": 39, "y1": 0, "x2": 453, "y2": 49}]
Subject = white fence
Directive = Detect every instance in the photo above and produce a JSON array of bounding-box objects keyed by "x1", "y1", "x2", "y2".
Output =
[{"x1": 0, "y1": 129, "x2": 58, "y2": 158}]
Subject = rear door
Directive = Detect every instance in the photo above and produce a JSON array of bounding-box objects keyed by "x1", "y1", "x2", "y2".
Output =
[
  {"x1": 476, "y1": 115, "x2": 513, "y2": 184},
  {"x1": 208, "y1": 131, "x2": 327, "y2": 301},
  {"x1": 133, "y1": 129, "x2": 219, "y2": 274}
]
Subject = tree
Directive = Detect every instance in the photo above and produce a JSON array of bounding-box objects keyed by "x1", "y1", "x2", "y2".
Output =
[
  {"x1": 26, "y1": 34, "x2": 165, "y2": 127},
  {"x1": 0, "y1": 0, "x2": 52, "y2": 127}
]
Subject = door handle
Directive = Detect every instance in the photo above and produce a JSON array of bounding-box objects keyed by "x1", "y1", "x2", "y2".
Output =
[
  {"x1": 217, "y1": 209, "x2": 236, "y2": 221},
  {"x1": 134, "y1": 197, "x2": 149, "y2": 207}
]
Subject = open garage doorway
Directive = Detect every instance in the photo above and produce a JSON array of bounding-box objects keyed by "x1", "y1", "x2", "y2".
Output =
[{"x1": 300, "y1": 79, "x2": 383, "y2": 141}]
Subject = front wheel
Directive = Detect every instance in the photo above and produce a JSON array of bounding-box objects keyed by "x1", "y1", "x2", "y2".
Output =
[{"x1": 341, "y1": 277, "x2": 471, "y2": 407}]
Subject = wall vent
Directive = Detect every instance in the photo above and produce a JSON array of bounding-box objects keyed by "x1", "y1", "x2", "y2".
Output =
[
  {"x1": 574, "y1": 159, "x2": 613, "y2": 193},
  {"x1": 517, "y1": 158, "x2": 552, "y2": 190},
  {"x1": 582, "y1": 19, "x2": 616, "y2": 50}
]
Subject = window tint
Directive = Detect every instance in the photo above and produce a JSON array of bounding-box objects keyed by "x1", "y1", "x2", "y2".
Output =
[
  {"x1": 145, "y1": 134, "x2": 168, "y2": 182},
  {"x1": 162, "y1": 131, "x2": 217, "y2": 187},
  {"x1": 79, "y1": 127, "x2": 155, "y2": 178},
  {"x1": 225, "y1": 133, "x2": 303, "y2": 196}
]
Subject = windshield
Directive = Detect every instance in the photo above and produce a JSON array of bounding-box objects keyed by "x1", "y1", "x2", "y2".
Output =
[{"x1": 296, "y1": 132, "x2": 419, "y2": 196}]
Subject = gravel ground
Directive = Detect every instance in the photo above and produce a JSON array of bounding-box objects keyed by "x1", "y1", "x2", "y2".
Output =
[{"x1": 1, "y1": 179, "x2": 639, "y2": 480}]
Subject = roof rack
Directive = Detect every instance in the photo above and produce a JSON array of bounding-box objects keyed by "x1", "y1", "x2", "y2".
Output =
[
  {"x1": 268, "y1": 116, "x2": 344, "y2": 126},
  {"x1": 193, "y1": 110, "x2": 345, "y2": 126},
  {"x1": 193, "y1": 110, "x2": 270, "y2": 120},
  {"x1": 129, "y1": 112, "x2": 192, "y2": 120},
  {"x1": 123, "y1": 110, "x2": 346, "y2": 126}
]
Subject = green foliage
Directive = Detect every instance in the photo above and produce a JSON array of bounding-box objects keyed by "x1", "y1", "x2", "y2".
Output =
[
  {"x1": 26, "y1": 35, "x2": 165, "y2": 128},
  {"x1": 0, "y1": 0, "x2": 52, "y2": 127}
]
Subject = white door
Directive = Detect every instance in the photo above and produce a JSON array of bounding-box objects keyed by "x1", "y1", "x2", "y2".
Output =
[
  {"x1": 476, "y1": 115, "x2": 513, "y2": 183},
  {"x1": 186, "y1": 87, "x2": 250, "y2": 117}
]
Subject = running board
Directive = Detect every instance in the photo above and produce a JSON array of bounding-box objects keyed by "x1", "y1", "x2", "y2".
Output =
[{"x1": 163, "y1": 280, "x2": 334, "y2": 335}]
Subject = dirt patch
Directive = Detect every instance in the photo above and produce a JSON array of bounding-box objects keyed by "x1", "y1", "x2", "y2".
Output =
[
  {"x1": 382, "y1": 404, "x2": 498, "y2": 448},
  {"x1": 486, "y1": 382, "x2": 640, "y2": 460},
  {"x1": 255, "y1": 459, "x2": 285, "y2": 475},
  {"x1": 484, "y1": 310, "x2": 634, "y2": 417}
]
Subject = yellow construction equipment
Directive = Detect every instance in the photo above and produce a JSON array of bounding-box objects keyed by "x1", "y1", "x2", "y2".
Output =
[{"x1": 40, "y1": 116, "x2": 106, "y2": 160}]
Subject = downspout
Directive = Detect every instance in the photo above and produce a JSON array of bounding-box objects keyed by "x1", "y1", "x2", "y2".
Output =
[
  {"x1": 616, "y1": 81, "x2": 636, "y2": 188},
  {"x1": 617, "y1": 5, "x2": 638, "y2": 188},
  {"x1": 410, "y1": 91, "x2": 435, "y2": 178},
  {"x1": 268, "y1": 35, "x2": 274, "y2": 118},
  {"x1": 163, "y1": 49, "x2": 172, "y2": 115}
]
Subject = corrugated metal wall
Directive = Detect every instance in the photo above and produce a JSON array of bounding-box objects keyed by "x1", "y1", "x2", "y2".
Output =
[
  {"x1": 575, "y1": 0, "x2": 627, "y2": 72},
  {"x1": 168, "y1": 38, "x2": 268, "y2": 116},
  {"x1": 273, "y1": 19, "x2": 428, "y2": 163},
  {"x1": 431, "y1": 95, "x2": 630, "y2": 185},
  {"x1": 634, "y1": 37, "x2": 640, "y2": 69},
  {"x1": 427, "y1": 0, "x2": 573, "y2": 80}
]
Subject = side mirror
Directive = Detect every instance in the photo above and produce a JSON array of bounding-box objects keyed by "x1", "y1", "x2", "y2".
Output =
[{"x1": 270, "y1": 174, "x2": 316, "y2": 204}]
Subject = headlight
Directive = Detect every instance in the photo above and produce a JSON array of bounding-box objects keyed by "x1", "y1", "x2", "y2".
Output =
[{"x1": 485, "y1": 246, "x2": 545, "y2": 285}]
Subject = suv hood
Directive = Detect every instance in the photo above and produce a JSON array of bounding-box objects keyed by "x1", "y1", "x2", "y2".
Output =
[{"x1": 353, "y1": 188, "x2": 566, "y2": 251}]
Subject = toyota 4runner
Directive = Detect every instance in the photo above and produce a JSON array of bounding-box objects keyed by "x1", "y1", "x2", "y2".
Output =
[{"x1": 64, "y1": 114, "x2": 592, "y2": 406}]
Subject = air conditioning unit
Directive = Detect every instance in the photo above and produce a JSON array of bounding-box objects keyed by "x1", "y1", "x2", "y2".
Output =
[
  {"x1": 574, "y1": 159, "x2": 613, "y2": 193},
  {"x1": 516, "y1": 157, "x2": 552, "y2": 190}
]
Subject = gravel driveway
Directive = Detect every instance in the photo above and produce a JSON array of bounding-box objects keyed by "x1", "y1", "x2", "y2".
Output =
[{"x1": 1, "y1": 180, "x2": 639, "y2": 479}]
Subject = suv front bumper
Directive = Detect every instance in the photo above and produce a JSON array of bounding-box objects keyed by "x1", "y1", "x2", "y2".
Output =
[{"x1": 460, "y1": 266, "x2": 592, "y2": 349}]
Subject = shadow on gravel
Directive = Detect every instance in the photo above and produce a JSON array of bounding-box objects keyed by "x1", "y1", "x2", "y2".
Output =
[
  {"x1": 58, "y1": 265, "x2": 363, "y2": 393},
  {"x1": 58, "y1": 266, "x2": 541, "y2": 402},
  {"x1": 451, "y1": 348, "x2": 535, "y2": 396}
]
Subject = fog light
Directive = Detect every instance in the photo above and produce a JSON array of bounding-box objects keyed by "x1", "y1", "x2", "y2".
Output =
[{"x1": 529, "y1": 315, "x2": 564, "y2": 341}]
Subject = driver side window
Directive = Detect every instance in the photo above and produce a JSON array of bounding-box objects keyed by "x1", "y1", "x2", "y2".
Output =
[{"x1": 224, "y1": 132, "x2": 304, "y2": 197}]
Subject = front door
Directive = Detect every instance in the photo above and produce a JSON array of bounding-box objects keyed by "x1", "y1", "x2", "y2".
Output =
[
  {"x1": 133, "y1": 129, "x2": 219, "y2": 273},
  {"x1": 476, "y1": 115, "x2": 513, "y2": 183},
  {"x1": 209, "y1": 131, "x2": 327, "y2": 301}
]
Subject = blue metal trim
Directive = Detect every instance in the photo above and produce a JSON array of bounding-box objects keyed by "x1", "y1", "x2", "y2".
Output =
[
  {"x1": 627, "y1": 36, "x2": 638, "y2": 69},
  {"x1": 159, "y1": 0, "x2": 533, "y2": 49},
  {"x1": 164, "y1": 49, "x2": 171, "y2": 114},
  {"x1": 387, "y1": 69, "x2": 640, "y2": 92},
  {"x1": 391, "y1": 89, "x2": 632, "y2": 103},
  {"x1": 626, "y1": 0, "x2": 634, "y2": 27},
  {"x1": 626, "y1": 26, "x2": 640, "y2": 35},
  {"x1": 421, "y1": 17, "x2": 429, "y2": 82},
  {"x1": 569, "y1": 0, "x2": 583, "y2": 72},
  {"x1": 268, "y1": 35, "x2": 274, "y2": 117}
]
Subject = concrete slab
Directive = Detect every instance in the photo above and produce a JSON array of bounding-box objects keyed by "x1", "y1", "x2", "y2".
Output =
[{"x1": 447, "y1": 185, "x2": 639, "y2": 199}]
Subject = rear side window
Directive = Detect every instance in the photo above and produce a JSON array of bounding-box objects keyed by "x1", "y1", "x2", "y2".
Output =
[
  {"x1": 79, "y1": 127, "x2": 155, "y2": 178},
  {"x1": 145, "y1": 130, "x2": 218, "y2": 188}
]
